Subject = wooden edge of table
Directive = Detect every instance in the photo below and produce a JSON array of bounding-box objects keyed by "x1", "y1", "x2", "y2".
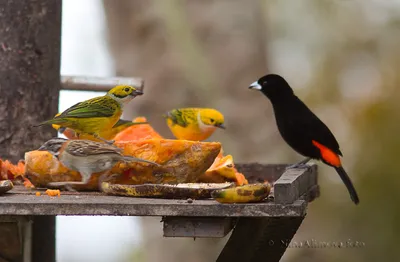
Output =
[
  {"x1": 273, "y1": 164, "x2": 318, "y2": 204},
  {"x1": 0, "y1": 189, "x2": 307, "y2": 217}
]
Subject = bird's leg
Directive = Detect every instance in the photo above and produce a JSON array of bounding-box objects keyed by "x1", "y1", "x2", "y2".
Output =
[
  {"x1": 93, "y1": 133, "x2": 115, "y2": 145},
  {"x1": 286, "y1": 157, "x2": 312, "y2": 170},
  {"x1": 47, "y1": 181, "x2": 81, "y2": 192},
  {"x1": 47, "y1": 170, "x2": 93, "y2": 192}
]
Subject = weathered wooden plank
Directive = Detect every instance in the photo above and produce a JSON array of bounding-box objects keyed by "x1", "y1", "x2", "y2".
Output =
[
  {"x1": 163, "y1": 217, "x2": 234, "y2": 238},
  {"x1": 273, "y1": 164, "x2": 318, "y2": 204},
  {"x1": 235, "y1": 163, "x2": 288, "y2": 184},
  {"x1": 217, "y1": 216, "x2": 305, "y2": 262},
  {"x1": 0, "y1": 189, "x2": 307, "y2": 217},
  {"x1": 61, "y1": 75, "x2": 144, "y2": 92}
]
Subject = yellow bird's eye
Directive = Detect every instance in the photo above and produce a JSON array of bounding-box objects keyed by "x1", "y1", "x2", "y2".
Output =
[
  {"x1": 210, "y1": 118, "x2": 215, "y2": 123},
  {"x1": 124, "y1": 87, "x2": 130, "y2": 92}
]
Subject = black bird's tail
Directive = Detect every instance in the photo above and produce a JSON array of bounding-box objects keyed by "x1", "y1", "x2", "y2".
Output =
[{"x1": 334, "y1": 166, "x2": 360, "y2": 205}]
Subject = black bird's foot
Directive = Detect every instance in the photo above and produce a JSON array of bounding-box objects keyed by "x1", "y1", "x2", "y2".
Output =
[
  {"x1": 286, "y1": 163, "x2": 309, "y2": 170},
  {"x1": 285, "y1": 157, "x2": 312, "y2": 170}
]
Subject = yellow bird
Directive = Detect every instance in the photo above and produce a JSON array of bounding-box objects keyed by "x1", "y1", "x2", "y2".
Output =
[
  {"x1": 36, "y1": 85, "x2": 143, "y2": 144},
  {"x1": 52, "y1": 118, "x2": 148, "y2": 142},
  {"x1": 164, "y1": 108, "x2": 225, "y2": 141}
]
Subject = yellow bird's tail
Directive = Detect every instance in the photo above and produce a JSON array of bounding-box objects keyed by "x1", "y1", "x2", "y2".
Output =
[{"x1": 33, "y1": 113, "x2": 64, "y2": 127}]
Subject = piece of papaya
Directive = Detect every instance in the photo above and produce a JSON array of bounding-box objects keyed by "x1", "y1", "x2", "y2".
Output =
[
  {"x1": 114, "y1": 117, "x2": 162, "y2": 141},
  {"x1": 199, "y1": 152, "x2": 248, "y2": 186},
  {"x1": 0, "y1": 159, "x2": 25, "y2": 180},
  {"x1": 24, "y1": 139, "x2": 221, "y2": 191}
]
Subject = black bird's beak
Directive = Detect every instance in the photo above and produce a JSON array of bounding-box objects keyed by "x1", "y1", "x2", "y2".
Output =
[
  {"x1": 249, "y1": 81, "x2": 262, "y2": 91},
  {"x1": 216, "y1": 123, "x2": 226, "y2": 129},
  {"x1": 132, "y1": 89, "x2": 143, "y2": 96},
  {"x1": 38, "y1": 145, "x2": 46, "y2": 151}
]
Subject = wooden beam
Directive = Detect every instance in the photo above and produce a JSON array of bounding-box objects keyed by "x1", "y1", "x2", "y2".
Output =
[
  {"x1": 217, "y1": 216, "x2": 305, "y2": 262},
  {"x1": 61, "y1": 75, "x2": 144, "y2": 92},
  {"x1": 31, "y1": 216, "x2": 55, "y2": 262},
  {"x1": 0, "y1": 188, "x2": 307, "y2": 217},
  {"x1": 163, "y1": 217, "x2": 235, "y2": 238},
  {"x1": 273, "y1": 164, "x2": 318, "y2": 204}
]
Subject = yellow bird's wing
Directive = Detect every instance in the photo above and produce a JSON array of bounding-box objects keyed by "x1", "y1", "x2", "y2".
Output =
[
  {"x1": 58, "y1": 96, "x2": 118, "y2": 119},
  {"x1": 165, "y1": 109, "x2": 196, "y2": 127}
]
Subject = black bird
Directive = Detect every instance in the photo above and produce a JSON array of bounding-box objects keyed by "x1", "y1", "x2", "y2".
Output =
[{"x1": 249, "y1": 74, "x2": 359, "y2": 205}]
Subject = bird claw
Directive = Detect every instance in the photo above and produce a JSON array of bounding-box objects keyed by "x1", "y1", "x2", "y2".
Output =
[
  {"x1": 47, "y1": 181, "x2": 91, "y2": 192},
  {"x1": 285, "y1": 158, "x2": 312, "y2": 170},
  {"x1": 105, "y1": 140, "x2": 115, "y2": 145},
  {"x1": 285, "y1": 163, "x2": 309, "y2": 170},
  {"x1": 47, "y1": 182, "x2": 79, "y2": 192}
]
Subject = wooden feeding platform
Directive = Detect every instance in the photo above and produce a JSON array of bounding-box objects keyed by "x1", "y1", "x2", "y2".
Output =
[
  {"x1": 0, "y1": 1, "x2": 319, "y2": 261},
  {"x1": 0, "y1": 163, "x2": 319, "y2": 262}
]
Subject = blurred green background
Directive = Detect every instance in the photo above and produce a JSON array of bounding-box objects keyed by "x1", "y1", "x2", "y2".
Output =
[{"x1": 60, "y1": 0, "x2": 400, "y2": 261}]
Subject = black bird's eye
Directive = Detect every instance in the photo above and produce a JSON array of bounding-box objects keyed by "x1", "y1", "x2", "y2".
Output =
[
  {"x1": 263, "y1": 80, "x2": 268, "y2": 86},
  {"x1": 124, "y1": 87, "x2": 130, "y2": 92},
  {"x1": 210, "y1": 118, "x2": 215, "y2": 123}
]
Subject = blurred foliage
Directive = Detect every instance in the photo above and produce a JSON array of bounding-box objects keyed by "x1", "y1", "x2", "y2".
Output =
[{"x1": 102, "y1": 0, "x2": 400, "y2": 261}]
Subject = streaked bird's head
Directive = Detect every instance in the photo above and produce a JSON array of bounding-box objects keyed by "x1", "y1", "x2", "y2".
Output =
[
  {"x1": 38, "y1": 137, "x2": 68, "y2": 157},
  {"x1": 249, "y1": 74, "x2": 294, "y2": 99},
  {"x1": 199, "y1": 108, "x2": 225, "y2": 129},
  {"x1": 107, "y1": 85, "x2": 143, "y2": 104}
]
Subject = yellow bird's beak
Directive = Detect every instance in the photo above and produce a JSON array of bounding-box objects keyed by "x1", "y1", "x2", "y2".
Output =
[
  {"x1": 132, "y1": 89, "x2": 143, "y2": 96},
  {"x1": 216, "y1": 123, "x2": 226, "y2": 129}
]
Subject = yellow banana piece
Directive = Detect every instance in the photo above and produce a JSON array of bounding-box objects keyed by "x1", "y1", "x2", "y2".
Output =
[
  {"x1": 101, "y1": 182, "x2": 234, "y2": 199},
  {"x1": 211, "y1": 183, "x2": 271, "y2": 203}
]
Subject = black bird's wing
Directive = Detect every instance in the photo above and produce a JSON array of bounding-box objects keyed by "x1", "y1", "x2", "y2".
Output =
[{"x1": 274, "y1": 96, "x2": 342, "y2": 158}]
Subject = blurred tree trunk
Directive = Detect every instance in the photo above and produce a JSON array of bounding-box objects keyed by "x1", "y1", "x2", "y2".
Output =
[
  {"x1": 0, "y1": 0, "x2": 61, "y2": 261},
  {"x1": 102, "y1": 0, "x2": 269, "y2": 261},
  {"x1": 0, "y1": 0, "x2": 61, "y2": 163}
]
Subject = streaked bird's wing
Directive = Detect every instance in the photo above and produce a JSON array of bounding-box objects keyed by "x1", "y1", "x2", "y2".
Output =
[{"x1": 66, "y1": 140, "x2": 122, "y2": 157}]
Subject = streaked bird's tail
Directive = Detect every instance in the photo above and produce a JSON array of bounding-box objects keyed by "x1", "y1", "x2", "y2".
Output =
[
  {"x1": 122, "y1": 156, "x2": 160, "y2": 166},
  {"x1": 334, "y1": 166, "x2": 360, "y2": 205}
]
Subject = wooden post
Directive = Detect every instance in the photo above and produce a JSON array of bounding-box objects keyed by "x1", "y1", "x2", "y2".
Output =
[
  {"x1": 217, "y1": 216, "x2": 305, "y2": 262},
  {"x1": 0, "y1": 0, "x2": 62, "y2": 261}
]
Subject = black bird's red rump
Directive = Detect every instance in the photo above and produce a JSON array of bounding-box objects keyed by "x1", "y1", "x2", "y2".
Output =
[{"x1": 249, "y1": 74, "x2": 359, "y2": 204}]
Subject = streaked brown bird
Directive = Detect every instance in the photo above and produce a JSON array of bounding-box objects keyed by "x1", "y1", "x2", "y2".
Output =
[{"x1": 38, "y1": 138, "x2": 160, "y2": 190}]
